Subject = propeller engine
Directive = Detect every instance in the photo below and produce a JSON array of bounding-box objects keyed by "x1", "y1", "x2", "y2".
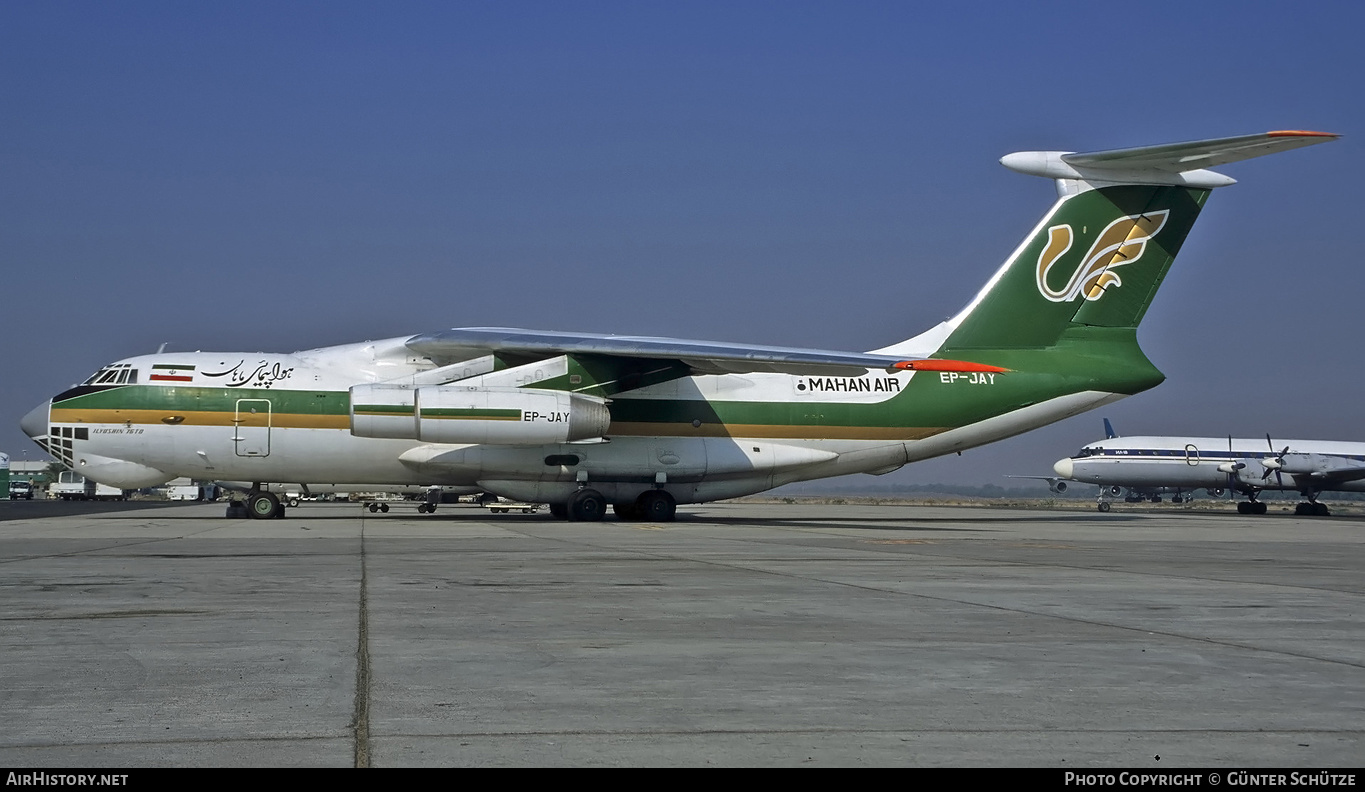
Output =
[
  {"x1": 1217, "y1": 435, "x2": 1244, "y2": 476},
  {"x1": 1260, "y1": 434, "x2": 1289, "y2": 485}
]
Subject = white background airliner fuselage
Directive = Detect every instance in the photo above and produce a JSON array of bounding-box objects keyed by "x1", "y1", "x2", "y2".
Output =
[{"x1": 1054, "y1": 435, "x2": 1365, "y2": 515}]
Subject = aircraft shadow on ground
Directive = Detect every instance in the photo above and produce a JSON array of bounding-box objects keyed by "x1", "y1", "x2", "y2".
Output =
[{"x1": 141, "y1": 506, "x2": 1147, "y2": 532}]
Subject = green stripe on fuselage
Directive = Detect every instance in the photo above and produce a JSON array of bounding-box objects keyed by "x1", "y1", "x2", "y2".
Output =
[
  {"x1": 421, "y1": 408, "x2": 522, "y2": 421},
  {"x1": 353, "y1": 404, "x2": 415, "y2": 416},
  {"x1": 49, "y1": 341, "x2": 1161, "y2": 437},
  {"x1": 53, "y1": 385, "x2": 350, "y2": 415}
]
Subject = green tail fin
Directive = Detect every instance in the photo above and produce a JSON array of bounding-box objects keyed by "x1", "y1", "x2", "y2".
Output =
[
  {"x1": 919, "y1": 131, "x2": 1338, "y2": 357},
  {"x1": 941, "y1": 184, "x2": 1208, "y2": 351}
]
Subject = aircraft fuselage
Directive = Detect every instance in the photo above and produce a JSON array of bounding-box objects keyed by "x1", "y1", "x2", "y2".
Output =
[{"x1": 27, "y1": 339, "x2": 1133, "y2": 507}]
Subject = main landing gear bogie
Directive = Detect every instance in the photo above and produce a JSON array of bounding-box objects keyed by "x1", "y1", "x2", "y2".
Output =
[
  {"x1": 635, "y1": 490, "x2": 677, "y2": 521},
  {"x1": 559, "y1": 488, "x2": 678, "y2": 522},
  {"x1": 568, "y1": 488, "x2": 607, "y2": 522},
  {"x1": 1236, "y1": 501, "x2": 1268, "y2": 515}
]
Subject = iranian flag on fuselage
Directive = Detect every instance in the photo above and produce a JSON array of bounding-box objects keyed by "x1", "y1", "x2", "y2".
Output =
[{"x1": 149, "y1": 364, "x2": 195, "y2": 382}]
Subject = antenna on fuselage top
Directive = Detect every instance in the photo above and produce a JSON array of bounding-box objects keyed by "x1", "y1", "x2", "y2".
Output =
[{"x1": 156, "y1": 342, "x2": 168, "y2": 354}]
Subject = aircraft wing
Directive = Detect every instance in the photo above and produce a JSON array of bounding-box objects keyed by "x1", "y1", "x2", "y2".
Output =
[
  {"x1": 1269, "y1": 452, "x2": 1365, "y2": 486},
  {"x1": 406, "y1": 327, "x2": 1006, "y2": 377},
  {"x1": 1296, "y1": 463, "x2": 1365, "y2": 485},
  {"x1": 1061, "y1": 130, "x2": 1338, "y2": 173}
]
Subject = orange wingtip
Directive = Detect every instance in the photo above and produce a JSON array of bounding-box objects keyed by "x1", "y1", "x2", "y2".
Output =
[
  {"x1": 893, "y1": 360, "x2": 1009, "y2": 373},
  {"x1": 1267, "y1": 130, "x2": 1339, "y2": 137}
]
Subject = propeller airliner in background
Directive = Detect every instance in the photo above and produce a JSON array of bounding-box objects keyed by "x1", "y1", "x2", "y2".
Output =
[
  {"x1": 19, "y1": 131, "x2": 1337, "y2": 521},
  {"x1": 1051, "y1": 420, "x2": 1365, "y2": 515}
]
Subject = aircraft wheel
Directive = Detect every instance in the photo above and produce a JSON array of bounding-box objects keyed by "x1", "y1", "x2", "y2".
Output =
[
  {"x1": 226, "y1": 500, "x2": 247, "y2": 519},
  {"x1": 1295, "y1": 502, "x2": 1309, "y2": 516},
  {"x1": 1253, "y1": 501, "x2": 1267, "y2": 515},
  {"x1": 1237, "y1": 502, "x2": 1250, "y2": 515},
  {"x1": 636, "y1": 490, "x2": 677, "y2": 522},
  {"x1": 549, "y1": 503, "x2": 569, "y2": 520},
  {"x1": 613, "y1": 503, "x2": 641, "y2": 521},
  {"x1": 274, "y1": 504, "x2": 286, "y2": 520},
  {"x1": 568, "y1": 489, "x2": 607, "y2": 522},
  {"x1": 248, "y1": 492, "x2": 280, "y2": 520},
  {"x1": 288, "y1": 497, "x2": 300, "y2": 508},
  {"x1": 380, "y1": 503, "x2": 389, "y2": 513},
  {"x1": 1314, "y1": 502, "x2": 1330, "y2": 516},
  {"x1": 1097, "y1": 502, "x2": 1110, "y2": 513},
  {"x1": 368, "y1": 503, "x2": 379, "y2": 513}
]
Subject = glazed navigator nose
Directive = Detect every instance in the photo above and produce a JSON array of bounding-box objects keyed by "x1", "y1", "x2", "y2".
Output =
[{"x1": 20, "y1": 400, "x2": 49, "y2": 441}]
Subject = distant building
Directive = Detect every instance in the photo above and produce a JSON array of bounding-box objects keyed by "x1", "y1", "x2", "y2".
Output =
[{"x1": 8, "y1": 458, "x2": 58, "y2": 488}]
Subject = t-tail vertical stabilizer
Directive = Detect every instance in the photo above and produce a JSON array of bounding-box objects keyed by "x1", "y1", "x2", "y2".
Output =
[{"x1": 879, "y1": 131, "x2": 1337, "y2": 398}]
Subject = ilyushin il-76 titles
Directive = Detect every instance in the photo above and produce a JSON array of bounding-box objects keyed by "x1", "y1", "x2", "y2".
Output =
[{"x1": 20, "y1": 130, "x2": 1337, "y2": 521}]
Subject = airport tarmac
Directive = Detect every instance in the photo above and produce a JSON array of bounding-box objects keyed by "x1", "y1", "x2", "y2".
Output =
[{"x1": 0, "y1": 499, "x2": 1361, "y2": 767}]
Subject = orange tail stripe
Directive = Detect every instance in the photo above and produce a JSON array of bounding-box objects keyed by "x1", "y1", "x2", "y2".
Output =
[{"x1": 894, "y1": 359, "x2": 1009, "y2": 373}]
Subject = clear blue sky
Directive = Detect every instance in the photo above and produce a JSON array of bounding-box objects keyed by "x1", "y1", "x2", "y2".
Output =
[{"x1": 2, "y1": 1, "x2": 1360, "y2": 487}]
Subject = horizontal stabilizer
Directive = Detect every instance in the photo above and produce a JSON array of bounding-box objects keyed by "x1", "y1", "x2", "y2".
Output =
[
  {"x1": 407, "y1": 327, "x2": 1006, "y2": 377},
  {"x1": 1001, "y1": 130, "x2": 1338, "y2": 188}
]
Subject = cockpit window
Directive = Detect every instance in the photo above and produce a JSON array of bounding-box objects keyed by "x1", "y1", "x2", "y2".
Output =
[{"x1": 82, "y1": 363, "x2": 137, "y2": 386}]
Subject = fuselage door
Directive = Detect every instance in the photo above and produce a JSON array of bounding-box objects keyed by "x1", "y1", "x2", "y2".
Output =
[
  {"x1": 1184, "y1": 443, "x2": 1199, "y2": 466},
  {"x1": 234, "y1": 399, "x2": 272, "y2": 457}
]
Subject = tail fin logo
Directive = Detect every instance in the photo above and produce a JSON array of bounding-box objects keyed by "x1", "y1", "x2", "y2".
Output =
[{"x1": 1035, "y1": 210, "x2": 1169, "y2": 303}]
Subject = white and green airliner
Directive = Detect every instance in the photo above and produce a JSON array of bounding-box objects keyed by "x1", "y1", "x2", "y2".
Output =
[{"x1": 20, "y1": 131, "x2": 1337, "y2": 521}]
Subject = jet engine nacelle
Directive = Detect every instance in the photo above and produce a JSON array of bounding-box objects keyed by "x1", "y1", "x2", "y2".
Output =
[
  {"x1": 350, "y1": 384, "x2": 610, "y2": 445},
  {"x1": 1050, "y1": 480, "x2": 1068, "y2": 494}
]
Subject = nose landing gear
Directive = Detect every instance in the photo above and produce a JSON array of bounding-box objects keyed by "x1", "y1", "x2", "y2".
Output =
[{"x1": 238, "y1": 488, "x2": 286, "y2": 520}]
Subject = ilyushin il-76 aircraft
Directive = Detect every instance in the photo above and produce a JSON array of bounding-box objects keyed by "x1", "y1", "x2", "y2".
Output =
[{"x1": 20, "y1": 130, "x2": 1337, "y2": 521}]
